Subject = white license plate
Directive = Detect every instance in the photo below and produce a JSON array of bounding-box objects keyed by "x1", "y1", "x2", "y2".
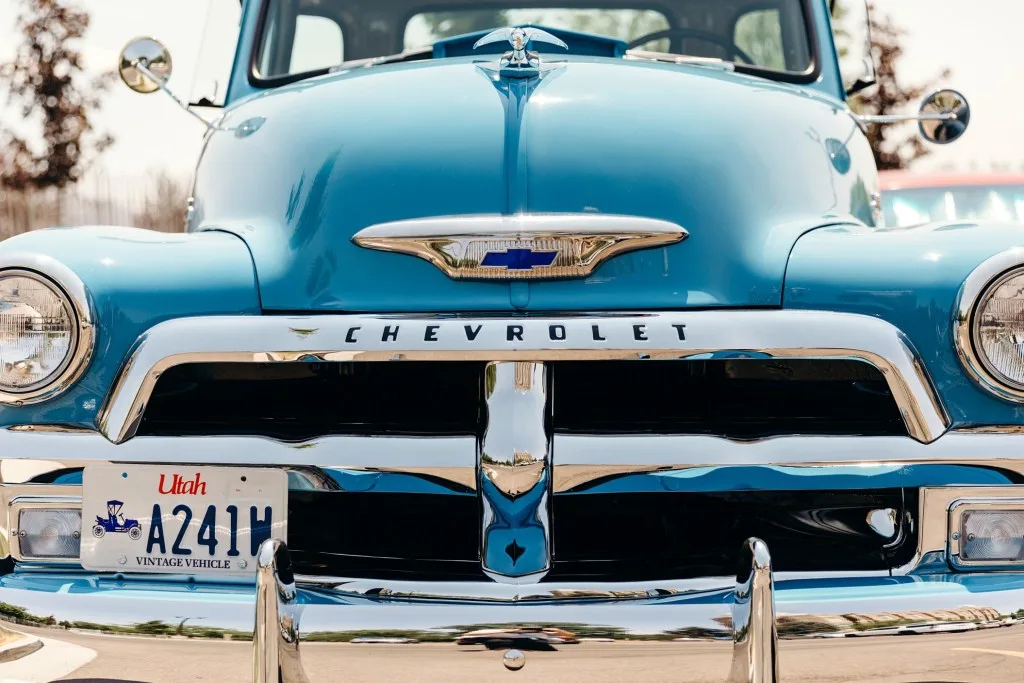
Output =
[{"x1": 81, "y1": 465, "x2": 288, "y2": 575}]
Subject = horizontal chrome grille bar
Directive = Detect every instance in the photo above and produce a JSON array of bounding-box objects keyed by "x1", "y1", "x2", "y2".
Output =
[
  {"x1": 3, "y1": 430, "x2": 1023, "y2": 489},
  {"x1": 97, "y1": 311, "x2": 949, "y2": 444}
]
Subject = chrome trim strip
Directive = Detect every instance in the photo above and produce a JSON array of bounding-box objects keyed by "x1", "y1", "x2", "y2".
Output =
[
  {"x1": 296, "y1": 575, "x2": 734, "y2": 601},
  {"x1": 352, "y1": 213, "x2": 686, "y2": 280},
  {"x1": 254, "y1": 539, "x2": 309, "y2": 683},
  {"x1": 729, "y1": 538, "x2": 778, "y2": 683},
  {"x1": 7, "y1": 432, "x2": 1024, "y2": 493},
  {"x1": 0, "y1": 254, "x2": 95, "y2": 406},
  {"x1": 955, "y1": 248, "x2": 1024, "y2": 402},
  {"x1": 551, "y1": 433, "x2": 1024, "y2": 491},
  {"x1": 479, "y1": 362, "x2": 552, "y2": 581},
  {"x1": 96, "y1": 311, "x2": 949, "y2": 444},
  {"x1": 0, "y1": 430, "x2": 475, "y2": 468}
]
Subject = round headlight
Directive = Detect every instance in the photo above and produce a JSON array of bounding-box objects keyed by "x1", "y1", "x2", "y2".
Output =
[
  {"x1": 0, "y1": 270, "x2": 79, "y2": 397},
  {"x1": 974, "y1": 270, "x2": 1024, "y2": 390},
  {"x1": 957, "y1": 250, "x2": 1024, "y2": 401}
]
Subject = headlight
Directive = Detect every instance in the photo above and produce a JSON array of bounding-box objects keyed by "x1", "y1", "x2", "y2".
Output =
[
  {"x1": 957, "y1": 251, "x2": 1024, "y2": 401},
  {"x1": 0, "y1": 265, "x2": 93, "y2": 404}
]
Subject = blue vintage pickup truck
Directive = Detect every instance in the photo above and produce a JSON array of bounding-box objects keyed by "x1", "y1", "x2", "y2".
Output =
[{"x1": 0, "y1": 0, "x2": 1017, "y2": 681}]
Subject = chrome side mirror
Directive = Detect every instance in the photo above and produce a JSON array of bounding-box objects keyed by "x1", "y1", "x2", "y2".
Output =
[
  {"x1": 918, "y1": 89, "x2": 971, "y2": 145},
  {"x1": 118, "y1": 37, "x2": 173, "y2": 94},
  {"x1": 856, "y1": 89, "x2": 971, "y2": 145},
  {"x1": 118, "y1": 37, "x2": 220, "y2": 131}
]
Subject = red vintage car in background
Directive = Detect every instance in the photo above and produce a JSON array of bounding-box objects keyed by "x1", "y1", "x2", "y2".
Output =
[{"x1": 880, "y1": 170, "x2": 1024, "y2": 227}]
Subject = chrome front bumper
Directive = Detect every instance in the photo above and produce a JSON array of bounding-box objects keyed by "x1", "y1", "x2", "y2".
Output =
[{"x1": 4, "y1": 537, "x2": 1024, "y2": 683}]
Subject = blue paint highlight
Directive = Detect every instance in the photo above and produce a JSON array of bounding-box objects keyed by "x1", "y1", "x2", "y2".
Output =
[{"x1": 481, "y1": 248, "x2": 557, "y2": 270}]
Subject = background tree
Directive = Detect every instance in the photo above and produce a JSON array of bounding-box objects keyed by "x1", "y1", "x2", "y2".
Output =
[
  {"x1": 0, "y1": 0, "x2": 114, "y2": 190},
  {"x1": 851, "y1": 2, "x2": 951, "y2": 170}
]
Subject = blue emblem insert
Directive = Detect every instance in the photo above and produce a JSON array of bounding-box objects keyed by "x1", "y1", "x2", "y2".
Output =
[{"x1": 480, "y1": 248, "x2": 558, "y2": 270}]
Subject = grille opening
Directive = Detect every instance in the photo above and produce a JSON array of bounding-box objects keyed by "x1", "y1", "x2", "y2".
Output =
[
  {"x1": 137, "y1": 362, "x2": 484, "y2": 440},
  {"x1": 288, "y1": 490, "x2": 483, "y2": 580},
  {"x1": 285, "y1": 489, "x2": 915, "y2": 582},
  {"x1": 552, "y1": 359, "x2": 907, "y2": 438},
  {"x1": 137, "y1": 358, "x2": 904, "y2": 440},
  {"x1": 548, "y1": 489, "x2": 916, "y2": 581}
]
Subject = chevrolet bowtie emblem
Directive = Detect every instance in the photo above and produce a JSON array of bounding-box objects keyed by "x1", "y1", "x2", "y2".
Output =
[
  {"x1": 352, "y1": 214, "x2": 687, "y2": 281},
  {"x1": 480, "y1": 248, "x2": 558, "y2": 270}
]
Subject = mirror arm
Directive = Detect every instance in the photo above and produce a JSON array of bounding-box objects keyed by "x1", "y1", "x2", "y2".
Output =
[
  {"x1": 856, "y1": 111, "x2": 960, "y2": 125},
  {"x1": 134, "y1": 59, "x2": 222, "y2": 131}
]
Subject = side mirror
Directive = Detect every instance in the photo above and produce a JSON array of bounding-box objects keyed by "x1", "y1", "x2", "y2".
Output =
[
  {"x1": 118, "y1": 37, "x2": 219, "y2": 131},
  {"x1": 856, "y1": 89, "x2": 971, "y2": 145},
  {"x1": 118, "y1": 37, "x2": 173, "y2": 94},
  {"x1": 918, "y1": 89, "x2": 971, "y2": 145}
]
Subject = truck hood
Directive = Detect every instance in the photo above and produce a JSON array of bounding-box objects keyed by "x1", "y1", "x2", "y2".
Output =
[{"x1": 192, "y1": 57, "x2": 876, "y2": 312}]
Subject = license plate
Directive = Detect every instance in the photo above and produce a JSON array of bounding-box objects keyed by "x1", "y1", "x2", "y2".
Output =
[{"x1": 81, "y1": 465, "x2": 288, "y2": 575}]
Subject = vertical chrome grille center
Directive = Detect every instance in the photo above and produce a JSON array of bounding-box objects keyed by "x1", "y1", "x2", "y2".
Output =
[{"x1": 479, "y1": 361, "x2": 552, "y2": 582}]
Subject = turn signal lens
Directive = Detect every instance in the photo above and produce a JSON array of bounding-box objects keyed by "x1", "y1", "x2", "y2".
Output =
[
  {"x1": 17, "y1": 509, "x2": 81, "y2": 559},
  {"x1": 961, "y1": 510, "x2": 1024, "y2": 561},
  {"x1": 0, "y1": 274, "x2": 76, "y2": 392},
  {"x1": 973, "y1": 271, "x2": 1024, "y2": 390}
]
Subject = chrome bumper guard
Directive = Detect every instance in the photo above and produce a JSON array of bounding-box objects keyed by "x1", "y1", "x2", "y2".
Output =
[{"x1": 253, "y1": 537, "x2": 783, "y2": 683}]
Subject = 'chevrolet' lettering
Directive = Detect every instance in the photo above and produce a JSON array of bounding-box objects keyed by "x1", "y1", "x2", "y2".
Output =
[{"x1": 338, "y1": 322, "x2": 692, "y2": 345}]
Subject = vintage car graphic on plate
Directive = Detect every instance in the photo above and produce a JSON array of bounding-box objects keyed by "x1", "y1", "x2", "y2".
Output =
[
  {"x1": 91, "y1": 500, "x2": 143, "y2": 540},
  {"x1": 1, "y1": 0, "x2": 1019, "y2": 681}
]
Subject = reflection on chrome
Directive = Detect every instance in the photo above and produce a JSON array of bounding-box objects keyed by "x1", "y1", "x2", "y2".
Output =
[
  {"x1": 3, "y1": 539, "x2": 1024, "y2": 681},
  {"x1": 254, "y1": 539, "x2": 309, "y2": 683},
  {"x1": 729, "y1": 538, "x2": 778, "y2": 683},
  {"x1": 479, "y1": 361, "x2": 552, "y2": 581}
]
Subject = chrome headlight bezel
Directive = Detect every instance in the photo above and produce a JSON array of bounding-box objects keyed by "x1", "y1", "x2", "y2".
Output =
[
  {"x1": 0, "y1": 256, "x2": 94, "y2": 405},
  {"x1": 955, "y1": 248, "x2": 1024, "y2": 402}
]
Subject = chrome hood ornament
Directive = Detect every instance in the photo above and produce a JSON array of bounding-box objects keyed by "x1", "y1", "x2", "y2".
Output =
[
  {"x1": 473, "y1": 27, "x2": 568, "y2": 78},
  {"x1": 352, "y1": 214, "x2": 687, "y2": 281}
]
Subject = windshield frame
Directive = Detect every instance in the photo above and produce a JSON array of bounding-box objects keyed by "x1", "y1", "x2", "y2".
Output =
[{"x1": 246, "y1": 0, "x2": 823, "y2": 89}]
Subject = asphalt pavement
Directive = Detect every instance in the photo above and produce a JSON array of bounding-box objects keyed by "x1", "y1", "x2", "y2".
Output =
[{"x1": 5, "y1": 623, "x2": 1024, "y2": 682}]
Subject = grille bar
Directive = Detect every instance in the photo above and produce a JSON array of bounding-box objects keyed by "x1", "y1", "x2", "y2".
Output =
[
  {"x1": 479, "y1": 361, "x2": 552, "y2": 581},
  {"x1": 97, "y1": 311, "x2": 949, "y2": 444}
]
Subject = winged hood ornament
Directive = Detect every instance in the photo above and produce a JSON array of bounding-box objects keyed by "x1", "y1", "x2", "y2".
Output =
[{"x1": 473, "y1": 27, "x2": 568, "y2": 78}]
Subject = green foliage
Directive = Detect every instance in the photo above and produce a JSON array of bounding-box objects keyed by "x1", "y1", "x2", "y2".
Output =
[{"x1": 133, "y1": 620, "x2": 173, "y2": 635}]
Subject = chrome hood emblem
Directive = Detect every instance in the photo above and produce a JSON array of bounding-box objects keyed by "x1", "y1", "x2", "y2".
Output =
[
  {"x1": 473, "y1": 27, "x2": 568, "y2": 78},
  {"x1": 352, "y1": 214, "x2": 687, "y2": 280}
]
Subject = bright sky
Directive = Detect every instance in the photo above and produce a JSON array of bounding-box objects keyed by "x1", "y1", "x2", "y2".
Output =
[{"x1": 1, "y1": 0, "x2": 1021, "y2": 186}]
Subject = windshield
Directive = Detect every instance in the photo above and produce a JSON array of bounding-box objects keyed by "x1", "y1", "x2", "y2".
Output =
[
  {"x1": 253, "y1": 0, "x2": 814, "y2": 82},
  {"x1": 881, "y1": 185, "x2": 1024, "y2": 228}
]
